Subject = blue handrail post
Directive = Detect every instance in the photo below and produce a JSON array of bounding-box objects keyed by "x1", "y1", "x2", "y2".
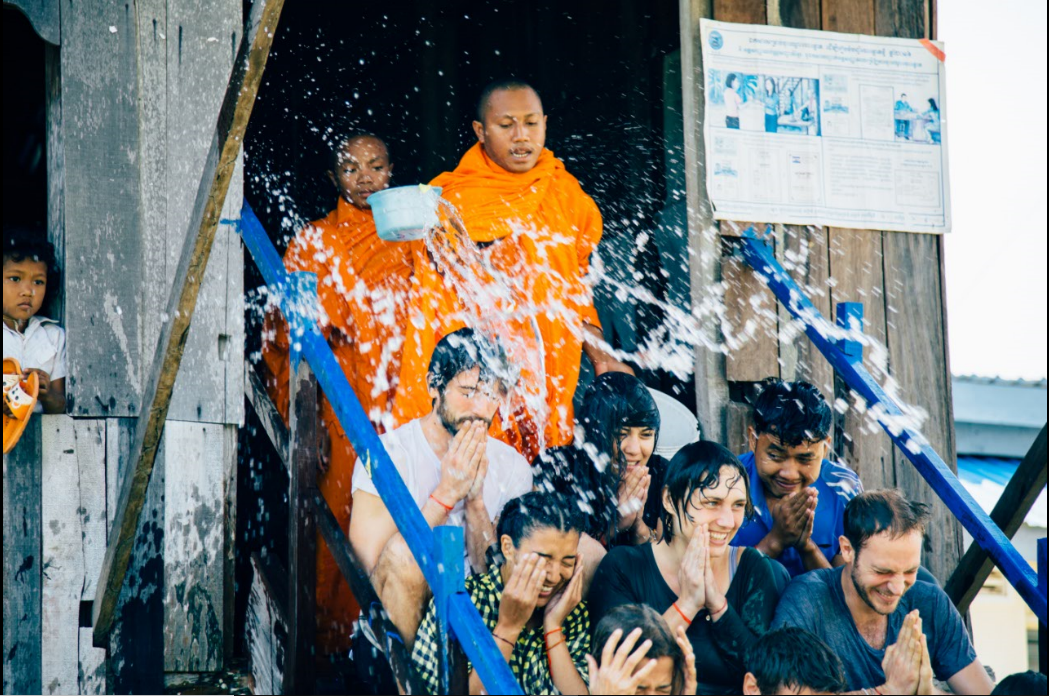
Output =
[
  {"x1": 285, "y1": 271, "x2": 318, "y2": 369},
  {"x1": 1039, "y1": 538, "x2": 1046, "y2": 675},
  {"x1": 836, "y1": 302, "x2": 864, "y2": 364},
  {"x1": 434, "y1": 526, "x2": 466, "y2": 695}
]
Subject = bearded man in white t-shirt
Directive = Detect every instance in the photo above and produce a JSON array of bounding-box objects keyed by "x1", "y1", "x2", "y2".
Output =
[{"x1": 349, "y1": 328, "x2": 533, "y2": 648}]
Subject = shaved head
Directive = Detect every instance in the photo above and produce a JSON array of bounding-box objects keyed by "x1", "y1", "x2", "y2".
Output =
[{"x1": 476, "y1": 79, "x2": 543, "y2": 123}]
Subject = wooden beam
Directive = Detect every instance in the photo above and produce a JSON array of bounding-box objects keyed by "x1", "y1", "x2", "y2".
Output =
[
  {"x1": 946, "y1": 426, "x2": 1047, "y2": 614},
  {"x1": 92, "y1": 0, "x2": 284, "y2": 645},
  {"x1": 246, "y1": 363, "x2": 291, "y2": 470},
  {"x1": 285, "y1": 363, "x2": 318, "y2": 696}
]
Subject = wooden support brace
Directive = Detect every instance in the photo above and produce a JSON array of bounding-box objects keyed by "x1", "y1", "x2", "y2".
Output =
[
  {"x1": 946, "y1": 426, "x2": 1047, "y2": 614},
  {"x1": 285, "y1": 362, "x2": 318, "y2": 696},
  {"x1": 245, "y1": 362, "x2": 291, "y2": 470},
  {"x1": 1039, "y1": 538, "x2": 1046, "y2": 675},
  {"x1": 92, "y1": 0, "x2": 284, "y2": 645}
]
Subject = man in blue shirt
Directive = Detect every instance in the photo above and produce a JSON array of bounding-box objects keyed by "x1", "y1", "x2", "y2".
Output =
[
  {"x1": 732, "y1": 380, "x2": 862, "y2": 577},
  {"x1": 774, "y1": 490, "x2": 993, "y2": 694}
]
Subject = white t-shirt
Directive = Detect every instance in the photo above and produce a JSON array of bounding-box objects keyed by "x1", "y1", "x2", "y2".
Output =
[
  {"x1": 4, "y1": 317, "x2": 67, "y2": 414},
  {"x1": 351, "y1": 418, "x2": 533, "y2": 571}
]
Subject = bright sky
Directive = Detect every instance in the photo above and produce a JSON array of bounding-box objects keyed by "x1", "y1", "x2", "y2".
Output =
[{"x1": 939, "y1": 0, "x2": 1047, "y2": 380}]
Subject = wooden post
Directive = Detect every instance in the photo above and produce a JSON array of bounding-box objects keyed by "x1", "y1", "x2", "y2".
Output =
[
  {"x1": 285, "y1": 362, "x2": 318, "y2": 695},
  {"x1": 3, "y1": 419, "x2": 43, "y2": 696},
  {"x1": 92, "y1": 0, "x2": 284, "y2": 645},
  {"x1": 679, "y1": 0, "x2": 730, "y2": 445},
  {"x1": 946, "y1": 426, "x2": 1047, "y2": 613}
]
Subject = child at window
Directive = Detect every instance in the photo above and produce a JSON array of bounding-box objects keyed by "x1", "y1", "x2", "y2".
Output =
[{"x1": 3, "y1": 226, "x2": 66, "y2": 415}]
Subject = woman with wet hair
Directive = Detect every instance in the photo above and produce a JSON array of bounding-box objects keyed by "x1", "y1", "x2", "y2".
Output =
[
  {"x1": 412, "y1": 491, "x2": 591, "y2": 695},
  {"x1": 587, "y1": 604, "x2": 698, "y2": 695},
  {"x1": 534, "y1": 372, "x2": 667, "y2": 547},
  {"x1": 588, "y1": 442, "x2": 789, "y2": 695}
]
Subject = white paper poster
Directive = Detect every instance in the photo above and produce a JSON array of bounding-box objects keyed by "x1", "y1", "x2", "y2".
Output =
[{"x1": 701, "y1": 19, "x2": 951, "y2": 234}]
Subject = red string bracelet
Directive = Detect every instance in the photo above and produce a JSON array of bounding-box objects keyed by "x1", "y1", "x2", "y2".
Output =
[
  {"x1": 672, "y1": 602, "x2": 692, "y2": 625},
  {"x1": 544, "y1": 627, "x2": 563, "y2": 640},
  {"x1": 429, "y1": 494, "x2": 454, "y2": 513},
  {"x1": 707, "y1": 598, "x2": 729, "y2": 620},
  {"x1": 546, "y1": 638, "x2": 566, "y2": 674}
]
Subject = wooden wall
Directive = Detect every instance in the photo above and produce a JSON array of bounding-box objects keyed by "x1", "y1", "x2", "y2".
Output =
[
  {"x1": 2, "y1": 0, "x2": 245, "y2": 692},
  {"x1": 680, "y1": 0, "x2": 963, "y2": 582}
]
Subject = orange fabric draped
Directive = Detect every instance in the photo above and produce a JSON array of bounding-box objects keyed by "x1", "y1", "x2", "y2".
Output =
[
  {"x1": 261, "y1": 197, "x2": 415, "y2": 654},
  {"x1": 392, "y1": 144, "x2": 603, "y2": 462}
]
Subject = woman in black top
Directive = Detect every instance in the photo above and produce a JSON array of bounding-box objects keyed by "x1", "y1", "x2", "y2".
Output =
[
  {"x1": 588, "y1": 441, "x2": 790, "y2": 695},
  {"x1": 534, "y1": 373, "x2": 667, "y2": 547}
]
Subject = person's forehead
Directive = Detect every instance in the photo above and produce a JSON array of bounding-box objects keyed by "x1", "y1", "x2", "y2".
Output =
[
  {"x1": 692, "y1": 468, "x2": 747, "y2": 498},
  {"x1": 484, "y1": 88, "x2": 543, "y2": 119},
  {"x1": 760, "y1": 433, "x2": 824, "y2": 452},
  {"x1": 338, "y1": 136, "x2": 388, "y2": 162},
  {"x1": 3, "y1": 258, "x2": 48, "y2": 275},
  {"x1": 520, "y1": 526, "x2": 578, "y2": 551},
  {"x1": 862, "y1": 530, "x2": 923, "y2": 561}
]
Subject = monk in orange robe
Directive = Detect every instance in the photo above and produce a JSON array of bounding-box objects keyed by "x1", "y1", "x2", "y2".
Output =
[
  {"x1": 393, "y1": 81, "x2": 633, "y2": 462},
  {"x1": 262, "y1": 133, "x2": 414, "y2": 654}
]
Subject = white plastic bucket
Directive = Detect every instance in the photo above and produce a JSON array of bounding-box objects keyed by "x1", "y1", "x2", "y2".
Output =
[
  {"x1": 648, "y1": 387, "x2": 702, "y2": 460},
  {"x1": 369, "y1": 184, "x2": 443, "y2": 242}
]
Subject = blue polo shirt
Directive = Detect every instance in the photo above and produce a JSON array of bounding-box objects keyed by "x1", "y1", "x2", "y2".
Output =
[{"x1": 732, "y1": 452, "x2": 862, "y2": 577}]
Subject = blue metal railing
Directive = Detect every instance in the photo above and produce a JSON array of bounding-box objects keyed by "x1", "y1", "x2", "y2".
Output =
[
  {"x1": 739, "y1": 227, "x2": 1047, "y2": 625},
  {"x1": 236, "y1": 202, "x2": 523, "y2": 695}
]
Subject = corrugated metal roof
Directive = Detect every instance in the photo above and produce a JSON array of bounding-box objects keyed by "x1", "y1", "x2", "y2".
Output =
[
  {"x1": 952, "y1": 376, "x2": 1047, "y2": 429},
  {"x1": 957, "y1": 456, "x2": 1047, "y2": 529}
]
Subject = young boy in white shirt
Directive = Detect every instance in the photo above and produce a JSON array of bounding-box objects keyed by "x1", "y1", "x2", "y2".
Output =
[{"x1": 3, "y1": 226, "x2": 66, "y2": 414}]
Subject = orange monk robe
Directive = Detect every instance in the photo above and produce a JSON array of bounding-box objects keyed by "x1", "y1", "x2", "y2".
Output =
[
  {"x1": 393, "y1": 144, "x2": 603, "y2": 462},
  {"x1": 262, "y1": 197, "x2": 415, "y2": 653}
]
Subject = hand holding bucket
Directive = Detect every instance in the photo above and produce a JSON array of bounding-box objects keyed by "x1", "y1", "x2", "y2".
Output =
[{"x1": 369, "y1": 184, "x2": 443, "y2": 242}]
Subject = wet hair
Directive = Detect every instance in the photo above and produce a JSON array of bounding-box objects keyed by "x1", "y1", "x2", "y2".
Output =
[
  {"x1": 593, "y1": 605, "x2": 686, "y2": 695},
  {"x1": 3, "y1": 225, "x2": 60, "y2": 290},
  {"x1": 992, "y1": 671, "x2": 1048, "y2": 695},
  {"x1": 562, "y1": 373, "x2": 661, "y2": 540},
  {"x1": 745, "y1": 627, "x2": 847, "y2": 695},
  {"x1": 496, "y1": 491, "x2": 585, "y2": 548},
  {"x1": 726, "y1": 73, "x2": 739, "y2": 88},
  {"x1": 476, "y1": 79, "x2": 543, "y2": 123},
  {"x1": 751, "y1": 379, "x2": 832, "y2": 447},
  {"x1": 326, "y1": 130, "x2": 389, "y2": 172},
  {"x1": 843, "y1": 489, "x2": 930, "y2": 555},
  {"x1": 426, "y1": 328, "x2": 515, "y2": 398},
  {"x1": 661, "y1": 441, "x2": 753, "y2": 544}
]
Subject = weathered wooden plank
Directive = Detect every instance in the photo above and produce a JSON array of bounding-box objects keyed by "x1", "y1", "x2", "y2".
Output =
[
  {"x1": 45, "y1": 42, "x2": 65, "y2": 324},
  {"x1": 223, "y1": 423, "x2": 238, "y2": 664},
  {"x1": 93, "y1": 0, "x2": 285, "y2": 643},
  {"x1": 105, "y1": 418, "x2": 164, "y2": 695},
  {"x1": 947, "y1": 426, "x2": 1047, "y2": 613},
  {"x1": 286, "y1": 364, "x2": 318, "y2": 695},
  {"x1": 821, "y1": 0, "x2": 875, "y2": 33},
  {"x1": 61, "y1": 0, "x2": 144, "y2": 418},
  {"x1": 774, "y1": 0, "x2": 822, "y2": 28},
  {"x1": 827, "y1": 229, "x2": 895, "y2": 489},
  {"x1": 136, "y1": 0, "x2": 170, "y2": 403},
  {"x1": 680, "y1": 0, "x2": 729, "y2": 445},
  {"x1": 726, "y1": 402, "x2": 754, "y2": 457},
  {"x1": 248, "y1": 554, "x2": 288, "y2": 696},
  {"x1": 3, "y1": 418, "x2": 43, "y2": 696},
  {"x1": 875, "y1": 0, "x2": 928, "y2": 42},
  {"x1": 224, "y1": 164, "x2": 247, "y2": 427},
  {"x1": 246, "y1": 363, "x2": 291, "y2": 470},
  {"x1": 883, "y1": 232, "x2": 963, "y2": 582},
  {"x1": 777, "y1": 225, "x2": 834, "y2": 399},
  {"x1": 41, "y1": 417, "x2": 108, "y2": 696},
  {"x1": 163, "y1": 421, "x2": 227, "y2": 672},
  {"x1": 723, "y1": 238, "x2": 781, "y2": 383},
  {"x1": 714, "y1": 0, "x2": 767, "y2": 24},
  {"x1": 167, "y1": 0, "x2": 242, "y2": 425}
]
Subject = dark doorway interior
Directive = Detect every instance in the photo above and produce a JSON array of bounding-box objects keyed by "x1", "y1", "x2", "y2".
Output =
[
  {"x1": 3, "y1": 9, "x2": 46, "y2": 228},
  {"x1": 239, "y1": 0, "x2": 691, "y2": 679}
]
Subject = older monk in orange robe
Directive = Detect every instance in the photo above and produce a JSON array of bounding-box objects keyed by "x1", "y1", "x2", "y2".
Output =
[
  {"x1": 262, "y1": 133, "x2": 414, "y2": 654},
  {"x1": 393, "y1": 81, "x2": 633, "y2": 462}
]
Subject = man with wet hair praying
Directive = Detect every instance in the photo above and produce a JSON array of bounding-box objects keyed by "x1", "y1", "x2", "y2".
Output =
[
  {"x1": 731, "y1": 379, "x2": 863, "y2": 576},
  {"x1": 262, "y1": 130, "x2": 413, "y2": 655},
  {"x1": 774, "y1": 490, "x2": 993, "y2": 695},
  {"x1": 393, "y1": 79, "x2": 633, "y2": 464},
  {"x1": 349, "y1": 328, "x2": 533, "y2": 648}
]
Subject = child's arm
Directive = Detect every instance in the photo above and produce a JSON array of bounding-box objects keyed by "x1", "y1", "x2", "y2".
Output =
[{"x1": 27, "y1": 370, "x2": 66, "y2": 414}]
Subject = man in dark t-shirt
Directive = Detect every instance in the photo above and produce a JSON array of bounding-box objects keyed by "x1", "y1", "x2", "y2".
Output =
[{"x1": 774, "y1": 490, "x2": 993, "y2": 694}]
